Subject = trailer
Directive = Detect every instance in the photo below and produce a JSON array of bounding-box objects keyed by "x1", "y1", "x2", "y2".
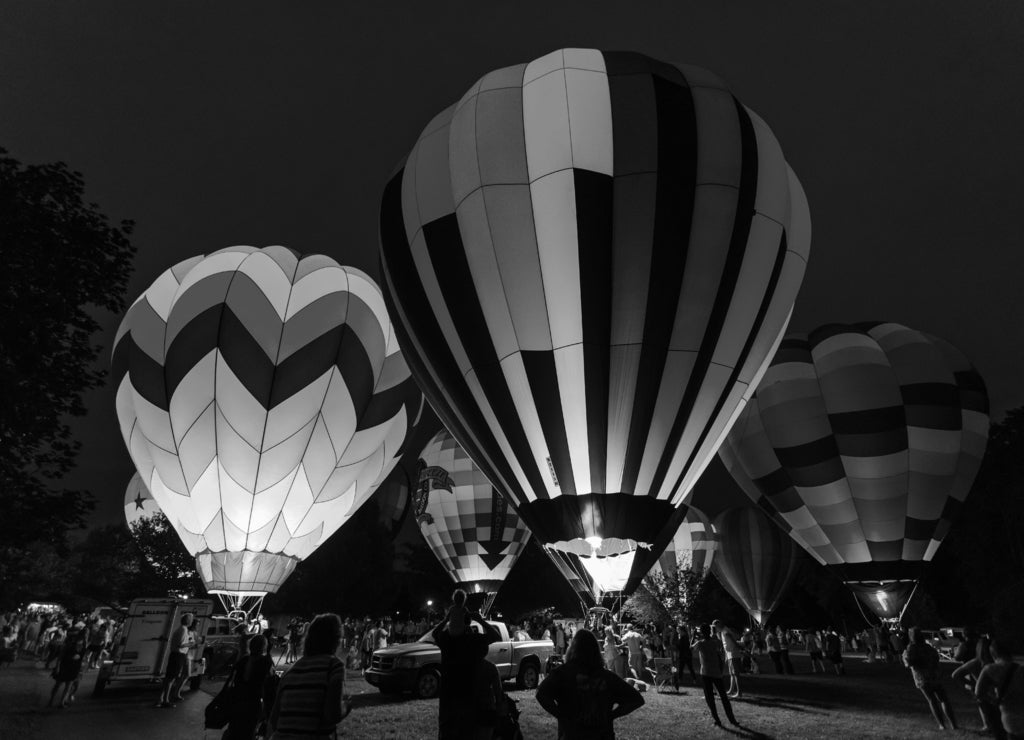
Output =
[{"x1": 93, "y1": 597, "x2": 214, "y2": 696}]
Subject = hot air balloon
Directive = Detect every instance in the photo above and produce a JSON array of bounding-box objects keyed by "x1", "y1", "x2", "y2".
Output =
[
  {"x1": 718, "y1": 322, "x2": 989, "y2": 622},
  {"x1": 369, "y1": 465, "x2": 412, "y2": 538},
  {"x1": 379, "y1": 48, "x2": 811, "y2": 596},
  {"x1": 112, "y1": 246, "x2": 423, "y2": 615},
  {"x1": 712, "y1": 506, "x2": 799, "y2": 625},
  {"x1": 414, "y1": 429, "x2": 532, "y2": 614},
  {"x1": 649, "y1": 505, "x2": 718, "y2": 581},
  {"x1": 124, "y1": 472, "x2": 161, "y2": 528}
]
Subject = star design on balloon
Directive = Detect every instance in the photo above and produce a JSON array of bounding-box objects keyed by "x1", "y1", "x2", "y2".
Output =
[{"x1": 133, "y1": 493, "x2": 146, "y2": 511}]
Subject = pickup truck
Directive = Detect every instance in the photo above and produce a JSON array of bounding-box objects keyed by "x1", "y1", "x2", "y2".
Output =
[{"x1": 364, "y1": 621, "x2": 555, "y2": 699}]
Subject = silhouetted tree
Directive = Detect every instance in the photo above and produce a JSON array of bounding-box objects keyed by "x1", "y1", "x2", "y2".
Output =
[
  {"x1": 0, "y1": 148, "x2": 134, "y2": 608},
  {"x1": 130, "y1": 513, "x2": 204, "y2": 598},
  {"x1": 931, "y1": 407, "x2": 1024, "y2": 640}
]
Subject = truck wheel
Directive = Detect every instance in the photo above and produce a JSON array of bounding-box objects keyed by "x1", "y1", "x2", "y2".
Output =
[
  {"x1": 516, "y1": 662, "x2": 539, "y2": 690},
  {"x1": 189, "y1": 675, "x2": 202, "y2": 691},
  {"x1": 415, "y1": 668, "x2": 441, "y2": 699}
]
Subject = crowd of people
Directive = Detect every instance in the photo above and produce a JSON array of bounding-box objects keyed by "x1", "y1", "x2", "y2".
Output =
[
  {"x1": 0, "y1": 607, "x2": 123, "y2": 708},
  {"x1": 5, "y1": 600, "x2": 1023, "y2": 739}
]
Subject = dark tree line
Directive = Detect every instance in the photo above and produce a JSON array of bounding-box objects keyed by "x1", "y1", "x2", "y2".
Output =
[{"x1": 0, "y1": 148, "x2": 134, "y2": 609}]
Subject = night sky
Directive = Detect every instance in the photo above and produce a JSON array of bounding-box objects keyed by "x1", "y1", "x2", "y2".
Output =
[{"x1": 2, "y1": 1, "x2": 1022, "y2": 530}]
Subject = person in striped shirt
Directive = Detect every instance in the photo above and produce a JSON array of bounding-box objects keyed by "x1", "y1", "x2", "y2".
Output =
[{"x1": 267, "y1": 613, "x2": 349, "y2": 740}]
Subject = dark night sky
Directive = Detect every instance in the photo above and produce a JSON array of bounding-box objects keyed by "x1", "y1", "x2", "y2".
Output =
[{"x1": 2, "y1": 1, "x2": 1022, "y2": 529}]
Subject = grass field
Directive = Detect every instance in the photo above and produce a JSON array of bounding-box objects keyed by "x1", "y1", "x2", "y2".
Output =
[{"x1": 341, "y1": 653, "x2": 989, "y2": 739}]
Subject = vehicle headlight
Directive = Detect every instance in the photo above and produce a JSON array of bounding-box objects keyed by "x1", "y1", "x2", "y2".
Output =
[{"x1": 395, "y1": 657, "x2": 416, "y2": 669}]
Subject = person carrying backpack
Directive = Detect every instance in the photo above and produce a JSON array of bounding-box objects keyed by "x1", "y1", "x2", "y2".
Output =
[{"x1": 536, "y1": 629, "x2": 644, "y2": 740}]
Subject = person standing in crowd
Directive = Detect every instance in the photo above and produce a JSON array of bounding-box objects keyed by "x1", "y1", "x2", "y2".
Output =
[
  {"x1": 903, "y1": 626, "x2": 958, "y2": 732},
  {"x1": 157, "y1": 613, "x2": 194, "y2": 708},
  {"x1": 674, "y1": 623, "x2": 697, "y2": 689},
  {"x1": 712, "y1": 620, "x2": 742, "y2": 699},
  {"x1": 374, "y1": 620, "x2": 389, "y2": 650},
  {"x1": 778, "y1": 628, "x2": 795, "y2": 674},
  {"x1": 473, "y1": 636, "x2": 506, "y2": 740},
  {"x1": 621, "y1": 624, "x2": 644, "y2": 679},
  {"x1": 431, "y1": 608, "x2": 501, "y2": 739},
  {"x1": 876, "y1": 623, "x2": 892, "y2": 663},
  {"x1": 87, "y1": 620, "x2": 108, "y2": 670},
  {"x1": 976, "y1": 638, "x2": 1024, "y2": 740},
  {"x1": 284, "y1": 618, "x2": 300, "y2": 664},
  {"x1": 223, "y1": 634, "x2": 276, "y2": 740},
  {"x1": 602, "y1": 625, "x2": 622, "y2": 677},
  {"x1": 825, "y1": 628, "x2": 846, "y2": 676},
  {"x1": 765, "y1": 629, "x2": 783, "y2": 673},
  {"x1": 21, "y1": 616, "x2": 41, "y2": 660},
  {"x1": 48, "y1": 624, "x2": 86, "y2": 708},
  {"x1": 694, "y1": 624, "x2": 738, "y2": 727},
  {"x1": 360, "y1": 622, "x2": 376, "y2": 669},
  {"x1": 268, "y1": 613, "x2": 348, "y2": 739},
  {"x1": 805, "y1": 631, "x2": 826, "y2": 674},
  {"x1": 1, "y1": 625, "x2": 16, "y2": 668},
  {"x1": 555, "y1": 621, "x2": 567, "y2": 655},
  {"x1": 953, "y1": 636, "x2": 999, "y2": 736},
  {"x1": 536, "y1": 628, "x2": 644, "y2": 740}
]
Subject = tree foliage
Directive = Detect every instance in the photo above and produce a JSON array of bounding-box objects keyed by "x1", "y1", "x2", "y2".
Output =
[
  {"x1": 929, "y1": 406, "x2": 1024, "y2": 640},
  {"x1": 129, "y1": 513, "x2": 204, "y2": 598},
  {"x1": 0, "y1": 148, "x2": 135, "y2": 607}
]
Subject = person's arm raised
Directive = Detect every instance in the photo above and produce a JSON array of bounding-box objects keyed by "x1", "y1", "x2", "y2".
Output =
[{"x1": 472, "y1": 613, "x2": 501, "y2": 644}]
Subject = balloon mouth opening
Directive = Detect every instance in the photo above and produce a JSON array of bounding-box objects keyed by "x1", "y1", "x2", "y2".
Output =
[{"x1": 547, "y1": 537, "x2": 652, "y2": 596}]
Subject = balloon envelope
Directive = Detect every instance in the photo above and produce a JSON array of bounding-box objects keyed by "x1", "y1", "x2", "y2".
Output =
[
  {"x1": 369, "y1": 464, "x2": 412, "y2": 537},
  {"x1": 124, "y1": 472, "x2": 161, "y2": 528},
  {"x1": 718, "y1": 322, "x2": 989, "y2": 619},
  {"x1": 414, "y1": 429, "x2": 531, "y2": 604},
  {"x1": 711, "y1": 507, "x2": 799, "y2": 625},
  {"x1": 380, "y1": 48, "x2": 811, "y2": 589},
  {"x1": 650, "y1": 505, "x2": 718, "y2": 581},
  {"x1": 112, "y1": 246, "x2": 422, "y2": 597}
]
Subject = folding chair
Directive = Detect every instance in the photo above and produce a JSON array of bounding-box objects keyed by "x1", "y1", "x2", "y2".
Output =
[{"x1": 652, "y1": 658, "x2": 675, "y2": 693}]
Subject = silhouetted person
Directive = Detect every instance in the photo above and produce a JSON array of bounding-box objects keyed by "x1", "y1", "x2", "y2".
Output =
[
  {"x1": 268, "y1": 613, "x2": 348, "y2": 738},
  {"x1": 695, "y1": 624, "x2": 738, "y2": 727},
  {"x1": 431, "y1": 609, "x2": 500, "y2": 739},
  {"x1": 537, "y1": 629, "x2": 644, "y2": 740},
  {"x1": 904, "y1": 626, "x2": 958, "y2": 732},
  {"x1": 223, "y1": 634, "x2": 275, "y2": 740}
]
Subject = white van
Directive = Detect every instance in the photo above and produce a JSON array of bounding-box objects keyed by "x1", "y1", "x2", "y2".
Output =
[{"x1": 93, "y1": 598, "x2": 214, "y2": 696}]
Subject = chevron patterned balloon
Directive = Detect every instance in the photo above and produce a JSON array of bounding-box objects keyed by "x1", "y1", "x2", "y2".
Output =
[
  {"x1": 124, "y1": 472, "x2": 162, "y2": 528},
  {"x1": 112, "y1": 246, "x2": 422, "y2": 598},
  {"x1": 414, "y1": 429, "x2": 531, "y2": 604}
]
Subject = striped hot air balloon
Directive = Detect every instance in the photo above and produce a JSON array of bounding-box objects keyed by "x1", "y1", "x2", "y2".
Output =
[
  {"x1": 649, "y1": 505, "x2": 718, "y2": 581},
  {"x1": 718, "y1": 322, "x2": 989, "y2": 621},
  {"x1": 112, "y1": 246, "x2": 423, "y2": 614},
  {"x1": 414, "y1": 429, "x2": 531, "y2": 614},
  {"x1": 124, "y1": 472, "x2": 161, "y2": 529},
  {"x1": 379, "y1": 48, "x2": 811, "y2": 595},
  {"x1": 712, "y1": 506, "x2": 799, "y2": 625}
]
